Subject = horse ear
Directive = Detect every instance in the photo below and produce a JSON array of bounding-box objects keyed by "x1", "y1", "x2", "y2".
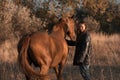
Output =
[
  {"x1": 70, "y1": 15, "x2": 74, "y2": 19},
  {"x1": 64, "y1": 18, "x2": 69, "y2": 23},
  {"x1": 59, "y1": 18, "x2": 62, "y2": 22},
  {"x1": 66, "y1": 18, "x2": 69, "y2": 23}
]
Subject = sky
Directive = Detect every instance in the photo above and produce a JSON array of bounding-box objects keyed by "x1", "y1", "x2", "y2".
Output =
[{"x1": 116, "y1": 0, "x2": 120, "y2": 2}]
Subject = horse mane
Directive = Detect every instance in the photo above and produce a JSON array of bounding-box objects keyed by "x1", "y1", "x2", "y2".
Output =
[{"x1": 48, "y1": 18, "x2": 68, "y2": 34}]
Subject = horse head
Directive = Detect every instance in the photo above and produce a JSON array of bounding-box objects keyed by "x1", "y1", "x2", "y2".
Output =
[
  {"x1": 62, "y1": 17, "x2": 76, "y2": 41},
  {"x1": 50, "y1": 17, "x2": 76, "y2": 40}
]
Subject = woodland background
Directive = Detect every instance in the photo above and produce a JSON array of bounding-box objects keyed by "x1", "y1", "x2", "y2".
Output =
[{"x1": 0, "y1": 0, "x2": 120, "y2": 80}]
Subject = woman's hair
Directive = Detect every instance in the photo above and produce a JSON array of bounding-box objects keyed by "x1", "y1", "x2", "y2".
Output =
[
  {"x1": 79, "y1": 21, "x2": 86, "y2": 25},
  {"x1": 79, "y1": 21, "x2": 86, "y2": 27}
]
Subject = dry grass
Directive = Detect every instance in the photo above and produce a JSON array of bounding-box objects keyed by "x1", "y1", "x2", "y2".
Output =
[
  {"x1": 0, "y1": 1, "x2": 42, "y2": 42},
  {"x1": 91, "y1": 33, "x2": 120, "y2": 66},
  {"x1": 90, "y1": 33, "x2": 120, "y2": 80},
  {"x1": 0, "y1": 33, "x2": 120, "y2": 80}
]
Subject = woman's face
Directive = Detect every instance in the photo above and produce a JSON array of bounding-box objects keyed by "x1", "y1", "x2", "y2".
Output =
[{"x1": 77, "y1": 23, "x2": 86, "y2": 32}]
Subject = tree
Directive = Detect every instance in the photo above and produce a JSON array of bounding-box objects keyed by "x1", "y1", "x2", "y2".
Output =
[{"x1": 80, "y1": 0, "x2": 120, "y2": 34}]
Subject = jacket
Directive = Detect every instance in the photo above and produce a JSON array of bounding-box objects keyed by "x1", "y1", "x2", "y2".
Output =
[{"x1": 66, "y1": 31, "x2": 92, "y2": 65}]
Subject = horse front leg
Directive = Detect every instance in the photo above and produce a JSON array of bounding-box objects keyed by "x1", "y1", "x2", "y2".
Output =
[
  {"x1": 57, "y1": 63, "x2": 65, "y2": 80},
  {"x1": 54, "y1": 65, "x2": 59, "y2": 78},
  {"x1": 58, "y1": 56, "x2": 67, "y2": 80},
  {"x1": 58, "y1": 57, "x2": 67, "y2": 80}
]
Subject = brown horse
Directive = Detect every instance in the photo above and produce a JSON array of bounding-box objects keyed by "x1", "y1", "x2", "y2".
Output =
[{"x1": 18, "y1": 17, "x2": 75, "y2": 80}]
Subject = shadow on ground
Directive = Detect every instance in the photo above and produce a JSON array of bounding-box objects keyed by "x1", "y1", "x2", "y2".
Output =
[{"x1": 0, "y1": 62, "x2": 120, "y2": 80}]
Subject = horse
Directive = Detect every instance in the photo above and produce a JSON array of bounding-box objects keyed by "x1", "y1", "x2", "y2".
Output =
[{"x1": 17, "y1": 17, "x2": 76, "y2": 80}]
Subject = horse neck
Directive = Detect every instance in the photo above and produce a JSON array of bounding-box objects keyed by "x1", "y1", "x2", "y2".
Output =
[{"x1": 50, "y1": 26, "x2": 65, "y2": 39}]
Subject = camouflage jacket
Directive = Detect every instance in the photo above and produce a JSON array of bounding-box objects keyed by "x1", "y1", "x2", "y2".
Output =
[{"x1": 66, "y1": 31, "x2": 92, "y2": 65}]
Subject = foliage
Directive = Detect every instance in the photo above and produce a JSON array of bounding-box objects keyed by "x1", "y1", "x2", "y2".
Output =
[
  {"x1": 0, "y1": 0, "x2": 120, "y2": 43},
  {"x1": 0, "y1": 1, "x2": 42, "y2": 42},
  {"x1": 81, "y1": 0, "x2": 120, "y2": 34}
]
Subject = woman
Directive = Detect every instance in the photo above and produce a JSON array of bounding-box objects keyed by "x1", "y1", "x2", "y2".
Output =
[{"x1": 66, "y1": 21, "x2": 92, "y2": 80}]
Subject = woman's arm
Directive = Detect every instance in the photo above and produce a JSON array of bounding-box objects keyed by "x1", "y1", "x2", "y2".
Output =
[{"x1": 66, "y1": 39, "x2": 76, "y2": 46}]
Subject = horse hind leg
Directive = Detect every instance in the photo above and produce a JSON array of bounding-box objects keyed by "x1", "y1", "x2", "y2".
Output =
[
  {"x1": 54, "y1": 65, "x2": 63, "y2": 80},
  {"x1": 39, "y1": 65, "x2": 50, "y2": 80},
  {"x1": 25, "y1": 75, "x2": 30, "y2": 80},
  {"x1": 57, "y1": 64, "x2": 64, "y2": 80},
  {"x1": 54, "y1": 65, "x2": 59, "y2": 79},
  {"x1": 36, "y1": 58, "x2": 51, "y2": 80}
]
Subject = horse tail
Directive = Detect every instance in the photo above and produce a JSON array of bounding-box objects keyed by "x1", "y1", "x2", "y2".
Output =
[{"x1": 19, "y1": 35, "x2": 42, "y2": 78}]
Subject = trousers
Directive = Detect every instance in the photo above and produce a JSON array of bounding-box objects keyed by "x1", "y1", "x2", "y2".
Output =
[{"x1": 79, "y1": 64, "x2": 90, "y2": 80}]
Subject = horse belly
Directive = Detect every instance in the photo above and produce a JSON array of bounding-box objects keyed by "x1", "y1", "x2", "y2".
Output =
[{"x1": 50, "y1": 54, "x2": 63, "y2": 67}]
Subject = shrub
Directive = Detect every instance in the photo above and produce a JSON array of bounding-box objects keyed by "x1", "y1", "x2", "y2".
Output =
[{"x1": 0, "y1": 1, "x2": 42, "y2": 43}]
